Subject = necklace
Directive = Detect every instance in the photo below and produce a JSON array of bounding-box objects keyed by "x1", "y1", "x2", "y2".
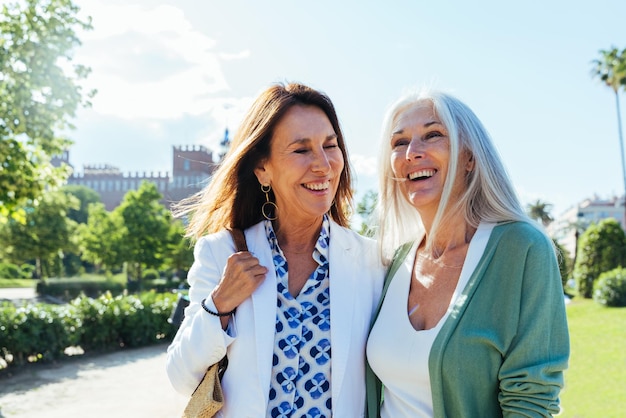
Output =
[{"x1": 416, "y1": 250, "x2": 464, "y2": 269}]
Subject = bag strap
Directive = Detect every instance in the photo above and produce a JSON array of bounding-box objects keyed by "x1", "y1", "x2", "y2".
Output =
[
  {"x1": 365, "y1": 241, "x2": 414, "y2": 418},
  {"x1": 228, "y1": 228, "x2": 248, "y2": 252}
]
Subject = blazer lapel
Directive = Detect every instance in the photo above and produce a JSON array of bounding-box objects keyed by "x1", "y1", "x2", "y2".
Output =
[
  {"x1": 246, "y1": 223, "x2": 278, "y2": 392},
  {"x1": 328, "y1": 223, "x2": 356, "y2": 402}
]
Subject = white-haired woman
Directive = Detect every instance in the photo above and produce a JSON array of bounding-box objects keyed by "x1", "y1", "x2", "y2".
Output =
[{"x1": 366, "y1": 90, "x2": 569, "y2": 417}]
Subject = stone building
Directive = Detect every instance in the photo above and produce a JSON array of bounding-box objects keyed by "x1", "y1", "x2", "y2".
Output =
[{"x1": 56, "y1": 139, "x2": 224, "y2": 210}]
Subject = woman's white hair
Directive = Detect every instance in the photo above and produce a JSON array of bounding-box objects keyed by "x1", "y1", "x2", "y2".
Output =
[{"x1": 376, "y1": 89, "x2": 531, "y2": 263}]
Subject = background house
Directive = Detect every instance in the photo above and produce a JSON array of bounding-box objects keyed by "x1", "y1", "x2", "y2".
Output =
[{"x1": 548, "y1": 195, "x2": 626, "y2": 257}]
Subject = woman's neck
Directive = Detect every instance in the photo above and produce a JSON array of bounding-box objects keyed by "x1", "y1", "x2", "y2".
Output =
[
  {"x1": 421, "y1": 212, "x2": 475, "y2": 258},
  {"x1": 273, "y1": 217, "x2": 323, "y2": 253}
]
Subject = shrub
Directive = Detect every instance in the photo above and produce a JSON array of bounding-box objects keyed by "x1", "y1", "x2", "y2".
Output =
[
  {"x1": 594, "y1": 268, "x2": 626, "y2": 307},
  {"x1": 553, "y1": 238, "x2": 572, "y2": 289},
  {"x1": 71, "y1": 293, "x2": 126, "y2": 351},
  {"x1": 119, "y1": 291, "x2": 178, "y2": 347},
  {"x1": 0, "y1": 302, "x2": 80, "y2": 366},
  {"x1": 71, "y1": 291, "x2": 178, "y2": 351},
  {"x1": 0, "y1": 262, "x2": 21, "y2": 279},
  {"x1": 573, "y1": 219, "x2": 626, "y2": 298},
  {"x1": 20, "y1": 264, "x2": 36, "y2": 279},
  {"x1": 142, "y1": 269, "x2": 160, "y2": 281}
]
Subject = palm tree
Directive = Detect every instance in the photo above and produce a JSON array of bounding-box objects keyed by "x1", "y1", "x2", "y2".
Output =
[
  {"x1": 527, "y1": 199, "x2": 554, "y2": 227},
  {"x1": 591, "y1": 47, "x2": 626, "y2": 220}
]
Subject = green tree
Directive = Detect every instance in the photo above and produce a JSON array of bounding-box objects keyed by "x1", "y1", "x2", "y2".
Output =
[
  {"x1": 572, "y1": 218, "x2": 626, "y2": 298},
  {"x1": 356, "y1": 190, "x2": 378, "y2": 237},
  {"x1": 0, "y1": 0, "x2": 94, "y2": 218},
  {"x1": 116, "y1": 182, "x2": 172, "y2": 286},
  {"x1": 164, "y1": 219, "x2": 194, "y2": 281},
  {"x1": 59, "y1": 185, "x2": 101, "y2": 275},
  {"x1": 527, "y1": 199, "x2": 554, "y2": 227},
  {"x1": 61, "y1": 185, "x2": 101, "y2": 224},
  {"x1": 78, "y1": 202, "x2": 126, "y2": 272},
  {"x1": 0, "y1": 190, "x2": 79, "y2": 277},
  {"x1": 591, "y1": 47, "x2": 626, "y2": 216}
]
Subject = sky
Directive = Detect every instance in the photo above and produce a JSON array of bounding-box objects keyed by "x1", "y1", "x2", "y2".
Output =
[{"x1": 63, "y1": 0, "x2": 626, "y2": 218}]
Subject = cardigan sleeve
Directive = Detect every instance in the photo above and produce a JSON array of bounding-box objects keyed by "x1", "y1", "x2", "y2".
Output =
[{"x1": 498, "y1": 229, "x2": 570, "y2": 417}]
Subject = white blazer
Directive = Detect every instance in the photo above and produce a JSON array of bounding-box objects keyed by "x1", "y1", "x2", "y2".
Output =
[{"x1": 166, "y1": 220, "x2": 384, "y2": 417}]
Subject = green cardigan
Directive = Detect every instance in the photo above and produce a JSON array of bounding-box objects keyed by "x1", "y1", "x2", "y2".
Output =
[{"x1": 366, "y1": 222, "x2": 570, "y2": 418}]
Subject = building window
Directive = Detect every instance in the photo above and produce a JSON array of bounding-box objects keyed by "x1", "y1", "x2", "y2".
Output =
[{"x1": 184, "y1": 160, "x2": 190, "y2": 171}]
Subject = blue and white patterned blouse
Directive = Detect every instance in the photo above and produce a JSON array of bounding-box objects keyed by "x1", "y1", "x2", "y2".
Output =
[{"x1": 265, "y1": 215, "x2": 332, "y2": 418}]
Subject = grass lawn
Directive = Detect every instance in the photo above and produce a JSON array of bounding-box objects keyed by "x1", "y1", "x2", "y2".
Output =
[
  {"x1": 0, "y1": 273, "x2": 126, "y2": 289},
  {"x1": 560, "y1": 297, "x2": 626, "y2": 417},
  {"x1": 0, "y1": 278, "x2": 37, "y2": 288}
]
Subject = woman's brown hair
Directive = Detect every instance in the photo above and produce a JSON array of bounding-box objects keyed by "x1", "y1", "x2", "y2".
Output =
[{"x1": 174, "y1": 82, "x2": 353, "y2": 240}]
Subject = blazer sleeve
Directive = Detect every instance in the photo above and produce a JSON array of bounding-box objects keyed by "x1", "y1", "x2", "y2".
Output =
[
  {"x1": 498, "y1": 231, "x2": 570, "y2": 416},
  {"x1": 165, "y1": 232, "x2": 236, "y2": 396}
]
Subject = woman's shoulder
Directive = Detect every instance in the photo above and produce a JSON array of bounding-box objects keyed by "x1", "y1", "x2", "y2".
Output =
[
  {"x1": 197, "y1": 222, "x2": 265, "y2": 246},
  {"x1": 196, "y1": 228, "x2": 231, "y2": 247},
  {"x1": 491, "y1": 221, "x2": 553, "y2": 250}
]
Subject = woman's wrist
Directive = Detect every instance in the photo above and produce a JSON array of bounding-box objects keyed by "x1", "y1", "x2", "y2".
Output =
[{"x1": 201, "y1": 294, "x2": 236, "y2": 317}]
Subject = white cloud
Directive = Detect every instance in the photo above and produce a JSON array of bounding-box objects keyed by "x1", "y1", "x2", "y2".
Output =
[
  {"x1": 350, "y1": 153, "x2": 378, "y2": 177},
  {"x1": 74, "y1": 1, "x2": 237, "y2": 120},
  {"x1": 219, "y1": 50, "x2": 251, "y2": 61}
]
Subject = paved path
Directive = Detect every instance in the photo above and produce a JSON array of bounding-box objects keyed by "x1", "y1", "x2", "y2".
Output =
[
  {"x1": 0, "y1": 288, "x2": 36, "y2": 301},
  {"x1": 0, "y1": 342, "x2": 188, "y2": 418}
]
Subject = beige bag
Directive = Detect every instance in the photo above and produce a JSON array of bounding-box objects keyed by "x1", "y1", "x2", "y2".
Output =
[
  {"x1": 182, "y1": 358, "x2": 226, "y2": 418},
  {"x1": 182, "y1": 229, "x2": 248, "y2": 418}
]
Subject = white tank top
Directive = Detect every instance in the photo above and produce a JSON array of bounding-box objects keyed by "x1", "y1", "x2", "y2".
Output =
[{"x1": 366, "y1": 222, "x2": 494, "y2": 417}]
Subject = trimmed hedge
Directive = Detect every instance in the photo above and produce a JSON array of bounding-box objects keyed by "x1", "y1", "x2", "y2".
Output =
[
  {"x1": 142, "y1": 268, "x2": 159, "y2": 281},
  {"x1": 36, "y1": 278, "x2": 125, "y2": 301},
  {"x1": 0, "y1": 291, "x2": 178, "y2": 371}
]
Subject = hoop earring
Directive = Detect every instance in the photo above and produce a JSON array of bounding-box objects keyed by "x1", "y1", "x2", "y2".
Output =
[{"x1": 261, "y1": 184, "x2": 278, "y2": 221}]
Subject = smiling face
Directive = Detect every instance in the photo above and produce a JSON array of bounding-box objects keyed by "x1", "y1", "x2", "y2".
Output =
[
  {"x1": 254, "y1": 104, "x2": 344, "y2": 226},
  {"x1": 390, "y1": 102, "x2": 468, "y2": 220}
]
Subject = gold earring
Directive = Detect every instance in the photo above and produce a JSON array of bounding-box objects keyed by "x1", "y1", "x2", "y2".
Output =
[{"x1": 261, "y1": 184, "x2": 278, "y2": 220}]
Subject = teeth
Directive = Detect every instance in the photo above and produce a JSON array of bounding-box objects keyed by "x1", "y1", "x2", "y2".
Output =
[
  {"x1": 304, "y1": 181, "x2": 330, "y2": 191},
  {"x1": 408, "y1": 169, "x2": 435, "y2": 180}
]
